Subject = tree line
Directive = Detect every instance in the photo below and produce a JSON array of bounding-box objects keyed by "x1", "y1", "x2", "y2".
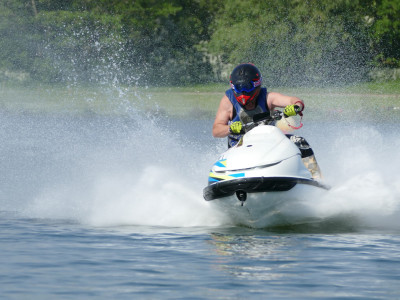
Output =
[{"x1": 0, "y1": 0, "x2": 399, "y2": 86}]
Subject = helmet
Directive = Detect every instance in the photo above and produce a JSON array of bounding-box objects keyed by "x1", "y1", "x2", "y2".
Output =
[{"x1": 230, "y1": 63, "x2": 262, "y2": 106}]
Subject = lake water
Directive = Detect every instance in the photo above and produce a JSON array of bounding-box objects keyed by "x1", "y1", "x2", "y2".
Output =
[{"x1": 1, "y1": 87, "x2": 400, "y2": 299}]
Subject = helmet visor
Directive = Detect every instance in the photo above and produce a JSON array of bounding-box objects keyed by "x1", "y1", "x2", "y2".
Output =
[{"x1": 230, "y1": 77, "x2": 262, "y2": 93}]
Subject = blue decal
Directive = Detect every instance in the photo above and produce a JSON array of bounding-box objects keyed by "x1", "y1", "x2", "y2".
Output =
[
  {"x1": 208, "y1": 178, "x2": 220, "y2": 183},
  {"x1": 231, "y1": 173, "x2": 245, "y2": 178},
  {"x1": 214, "y1": 159, "x2": 227, "y2": 168}
]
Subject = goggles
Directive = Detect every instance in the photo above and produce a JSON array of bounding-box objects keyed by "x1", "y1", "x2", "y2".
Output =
[{"x1": 230, "y1": 77, "x2": 262, "y2": 94}]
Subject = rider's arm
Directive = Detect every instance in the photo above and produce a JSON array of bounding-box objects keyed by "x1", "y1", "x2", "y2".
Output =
[
  {"x1": 212, "y1": 95, "x2": 233, "y2": 138},
  {"x1": 267, "y1": 92, "x2": 304, "y2": 111}
]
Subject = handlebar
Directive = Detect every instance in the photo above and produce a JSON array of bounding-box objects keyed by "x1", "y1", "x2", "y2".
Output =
[
  {"x1": 242, "y1": 110, "x2": 303, "y2": 132},
  {"x1": 252, "y1": 110, "x2": 283, "y2": 123},
  {"x1": 243, "y1": 110, "x2": 283, "y2": 129}
]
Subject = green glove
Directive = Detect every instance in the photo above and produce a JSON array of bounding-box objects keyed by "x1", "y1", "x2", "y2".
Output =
[
  {"x1": 283, "y1": 105, "x2": 301, "y2": 117},
  {"x1": 229, "y1": 121, "x2": 243, "y2": 134}
]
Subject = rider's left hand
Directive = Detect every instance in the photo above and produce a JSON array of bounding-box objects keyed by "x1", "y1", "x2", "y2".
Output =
[{"x1": 284, "y1": 105, "x2": 302, "y2": 117}]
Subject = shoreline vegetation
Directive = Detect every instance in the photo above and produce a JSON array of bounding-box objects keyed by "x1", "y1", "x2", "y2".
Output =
[
  {"x1": 1, "y1": 1, "x2": 400, "y2": 88},
  {"x1": 1, "y1": 80, "x2": 399, "y2": 119}
]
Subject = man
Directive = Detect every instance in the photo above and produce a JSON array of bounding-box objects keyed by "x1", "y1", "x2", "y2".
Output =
[{"x1": 212, "y1": 63, "x2": 322, "y2": 180}]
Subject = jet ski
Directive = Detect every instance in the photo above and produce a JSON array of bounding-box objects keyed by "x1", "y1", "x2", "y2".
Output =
[{"x1": 203, "y1": 111, "x2": 330, "y2": 228}]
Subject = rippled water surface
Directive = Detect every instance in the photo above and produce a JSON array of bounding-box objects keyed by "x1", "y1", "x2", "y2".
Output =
[
  {"x1": 2, "y1": 213, "x2": 400, "y2": 299},
  {"x1": 1, "y1": 87, "x2": 400, "y2": 299}
]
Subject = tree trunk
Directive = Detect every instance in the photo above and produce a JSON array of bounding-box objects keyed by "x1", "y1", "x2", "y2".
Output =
[{"x1": 31, "y1": 0, "x2": 38, "y2": 17}]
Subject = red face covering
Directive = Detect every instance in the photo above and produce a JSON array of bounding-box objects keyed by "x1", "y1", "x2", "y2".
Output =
[{"x1": 234, "y1": 88, "x2": 260, "y2": 106}]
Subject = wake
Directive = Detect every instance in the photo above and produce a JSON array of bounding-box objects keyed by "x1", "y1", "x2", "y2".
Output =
[{"x1": 1, "y1": 90, "x2": 399, "y2": 231}]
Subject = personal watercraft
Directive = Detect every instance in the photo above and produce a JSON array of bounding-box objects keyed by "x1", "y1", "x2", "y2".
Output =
[{"x1": 203, "y1": 111, "x2": 330, "y2": 228}]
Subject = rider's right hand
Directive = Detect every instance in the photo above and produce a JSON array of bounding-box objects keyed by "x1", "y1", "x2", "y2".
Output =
[{"x1": 229, "y1": 121, "x2": 243, "y2": 134}]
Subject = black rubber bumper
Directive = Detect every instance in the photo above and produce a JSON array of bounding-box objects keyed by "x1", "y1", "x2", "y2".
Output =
[{"x1": 203, "y1": 177, "x2": 328, "y2": 201}]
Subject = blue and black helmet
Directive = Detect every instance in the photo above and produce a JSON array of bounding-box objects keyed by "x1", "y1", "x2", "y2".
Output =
[{"x1": 229, "y1": 63, "x2": 262, "y2": 106}]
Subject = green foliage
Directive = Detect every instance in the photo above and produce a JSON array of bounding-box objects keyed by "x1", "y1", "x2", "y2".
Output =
[
  {"x1": 0, "y1": 0, "x2": 399, "y2": 86},
  {"x1": 208, "y1": 0, "x2": 373, "y2": 86},
  {"x1": 370, "y1": 0, "x2": 400, "y2": 67},
  {"x1": 0, "y1": 0, "x2": 35, "y2": 72},
  {"x1": 0, "y1": 0, "x2": 218, "y2": 85},
  {"x1": 33, "y1": 10, "x2": 126, "y2": 83}
]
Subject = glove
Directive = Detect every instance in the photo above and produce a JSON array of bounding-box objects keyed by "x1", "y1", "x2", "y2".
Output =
[
  {"x1": 229, "y1": 121, "x2": 243, "y2": 134},
  {"x1": 283, "y1": 105, "x2": 302, "y2": 117}
]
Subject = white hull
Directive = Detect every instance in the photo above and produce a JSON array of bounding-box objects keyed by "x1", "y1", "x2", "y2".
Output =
[
  {"x1": 204, "y1": 120, "x2": 329, "y2": 228},
  {"x1": 209, "y1": 184, "x2": 327, "y2": 228}
]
